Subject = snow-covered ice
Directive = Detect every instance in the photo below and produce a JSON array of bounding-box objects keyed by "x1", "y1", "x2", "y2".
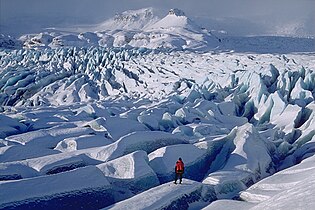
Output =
[
  {"x1": 203, "y1": 154, "x2": 315, "y2": 210},
  {"x1": 0, "y1": 166, "x2": 114, "y2": 209},
  {"x1": 0, "y1": 6, "x2": 314, "y2": 210},
  {"x1": 103, "y1": 179, "x2": 204, "y2": 210}
]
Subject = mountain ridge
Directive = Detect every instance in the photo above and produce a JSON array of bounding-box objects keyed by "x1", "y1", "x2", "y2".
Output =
[{"x1": 1, "y1": 8, "x2": 314, "y2": 53}]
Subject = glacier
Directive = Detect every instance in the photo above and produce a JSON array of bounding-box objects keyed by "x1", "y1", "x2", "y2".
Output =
[
  {"x1": 0, "y1": 7, "x2": 315, "y2": 210},
  {"x1": 0, "y1": 45, "x2": 314, "y2": 209}
]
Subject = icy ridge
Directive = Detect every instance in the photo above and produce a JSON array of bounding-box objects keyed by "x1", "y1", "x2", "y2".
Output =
[
  {"x1": 1, "y1": 48, "x2": 314, "y2": 107},
  {"x1": 0, "y1": 47, "x2": 314, "y2": 209}
]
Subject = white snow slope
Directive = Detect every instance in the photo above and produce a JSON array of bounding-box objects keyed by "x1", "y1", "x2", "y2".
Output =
[{"x1": 0, "y1": 7, "x2": 315, "y2": 210}]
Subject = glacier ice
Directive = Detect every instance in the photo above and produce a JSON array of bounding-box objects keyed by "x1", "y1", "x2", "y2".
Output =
[
  {"x1": 0, "y1": 46, "x2": 314, "y2": 209},
  {"x1": 97, "y1": 150, "x2": 159, "y2": 195},
  {"x1": 103, "y1": 179, "x2": 205, "y2": 210},
  {"x1": 202, "y1": 123, "x2": 275, "y2": 198},
  {"x1": 0, "y1": 166, "x2": 114, "y2": 209}
]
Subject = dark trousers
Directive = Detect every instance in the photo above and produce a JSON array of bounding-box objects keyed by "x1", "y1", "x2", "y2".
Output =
[{"x1": 175, "y1": 172, "x2": 183, "y2": 183}]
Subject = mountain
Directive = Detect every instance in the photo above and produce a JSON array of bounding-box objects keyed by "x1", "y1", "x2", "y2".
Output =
[
  {"x1": 2, "y1": 8, "x2": 219, "y2": 51},
  {"x1": 138, "y1": 8, "x2": 218, "y2": 50},
  {"x1": 147, "y1": 8, "x2": 200, "y2": 31},
  {"x1": 1, "y1": 8, "x2": 314, "y2": 53},
  {"x1": 95, "y1": 8, "x2": 160, "y2": 32}
]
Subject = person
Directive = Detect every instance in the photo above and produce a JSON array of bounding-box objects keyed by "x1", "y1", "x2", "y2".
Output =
[{"x1": 174, "y1": 157, "x2": 184, "y2": 184}]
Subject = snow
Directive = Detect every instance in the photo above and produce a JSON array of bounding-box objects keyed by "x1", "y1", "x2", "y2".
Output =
[
  {"x1": 0, "y1": 145, "x2": 60, "y2": 162},
  {"x1": 149, "y1": 144, "x2": 206, "y2": 182},
  {"x1": 4, "y1": 7, "x2": 314, "y2": 52},
  {"x1": 97, "y1": 151, "x2": 154, "y2": 180},
  {"x1": 0, "y1": 166, "x2": 114, "y2": 209},
  {"x1": 148, "y1": 9, "x2": 199, "y2": 32},
  {"x1": 0, "y1": 114, "x2": 27, "y2": 138},
  {"x1": 0, "y1": 6, "x2": 315, "y2": 210},
  {"x1": 202, "y1": 123, "x2": 275, "y2": 198},
  {"x1": 96, "y1": 8, "x2": 160, "y2": 32},
  {"x1": 54, "y1": 134, "x2": 112, "y2": 152},
  {"x1": 90, "y1": 131, "x2": 189, "y2": 162},
  {"x1": 96, "y1": 150, "x2": 159, "y2": 194},
  {"x1": 204, "y1": 154, "x2": 315, "y2": 210},
  {"x1": 5, "y1": 124, "x2": 95, "y2": 148},
  {"x1": 103, "y1": 179, "x2": 203, "y2": 210},
  {"x1": 202, "y1": 200, "x2": 255, "y2": 210}
]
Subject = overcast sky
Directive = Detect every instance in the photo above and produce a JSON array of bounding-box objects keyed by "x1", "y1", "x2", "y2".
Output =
[{"x1": 1, "y1": 0, "x2": 314, "y2": 36}]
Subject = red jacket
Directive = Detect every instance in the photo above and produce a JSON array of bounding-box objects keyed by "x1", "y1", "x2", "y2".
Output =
[{"x1": 175, "y1": 160, "x2": 184, "y2": 173}]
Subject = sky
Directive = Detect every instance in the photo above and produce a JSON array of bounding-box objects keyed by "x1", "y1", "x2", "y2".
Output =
[{"x1": 0, "y1": 0, "x2": 314, "y2": 37}]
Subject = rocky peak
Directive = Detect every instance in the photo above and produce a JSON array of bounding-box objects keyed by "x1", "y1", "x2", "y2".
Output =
[{"x1": 168, "y1": 8, "x2": 185, "y2": 17}]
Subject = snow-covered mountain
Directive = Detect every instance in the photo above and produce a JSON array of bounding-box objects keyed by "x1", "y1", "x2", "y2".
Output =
[
  {"x1": 3, "y1": 8, "x2": 220, "y2": 51},
  {"x1": 96, "y1": 8, "x2": 160, "y2": 32},
  {"x1": 1, "y1": 8, "x2": 314, "y2": 52},
  {"x1": 137, "y1": 8, "x2": 218, "y2": 50},
  {"x1": 147, "y1": 8, "x2": 199, "y2": 31},
  {"x1": 0, "y1": 7, "x2": 315, "y2": 210}
]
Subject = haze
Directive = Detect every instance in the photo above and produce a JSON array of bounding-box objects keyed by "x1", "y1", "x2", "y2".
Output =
[{"x1": 1, "y1": 0, "x2": 314, "y2": 37}]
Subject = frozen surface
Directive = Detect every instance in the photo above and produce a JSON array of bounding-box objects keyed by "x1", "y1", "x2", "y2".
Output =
[
  {"x1": 0, "y1": 7, "x2": 314, "y2": 209},
  {"x1": 104, "y1": 179, "x2": 203, "y2": 210},
  {"x1": 97, "y1": 150, "x2": 160, "y2": 194},
  {"x1": 203, "y1": 154, "x2": 315, "y2": 210},
  {"x1": 0, "y1": 166, "x2": 114, "y2": 209}
]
